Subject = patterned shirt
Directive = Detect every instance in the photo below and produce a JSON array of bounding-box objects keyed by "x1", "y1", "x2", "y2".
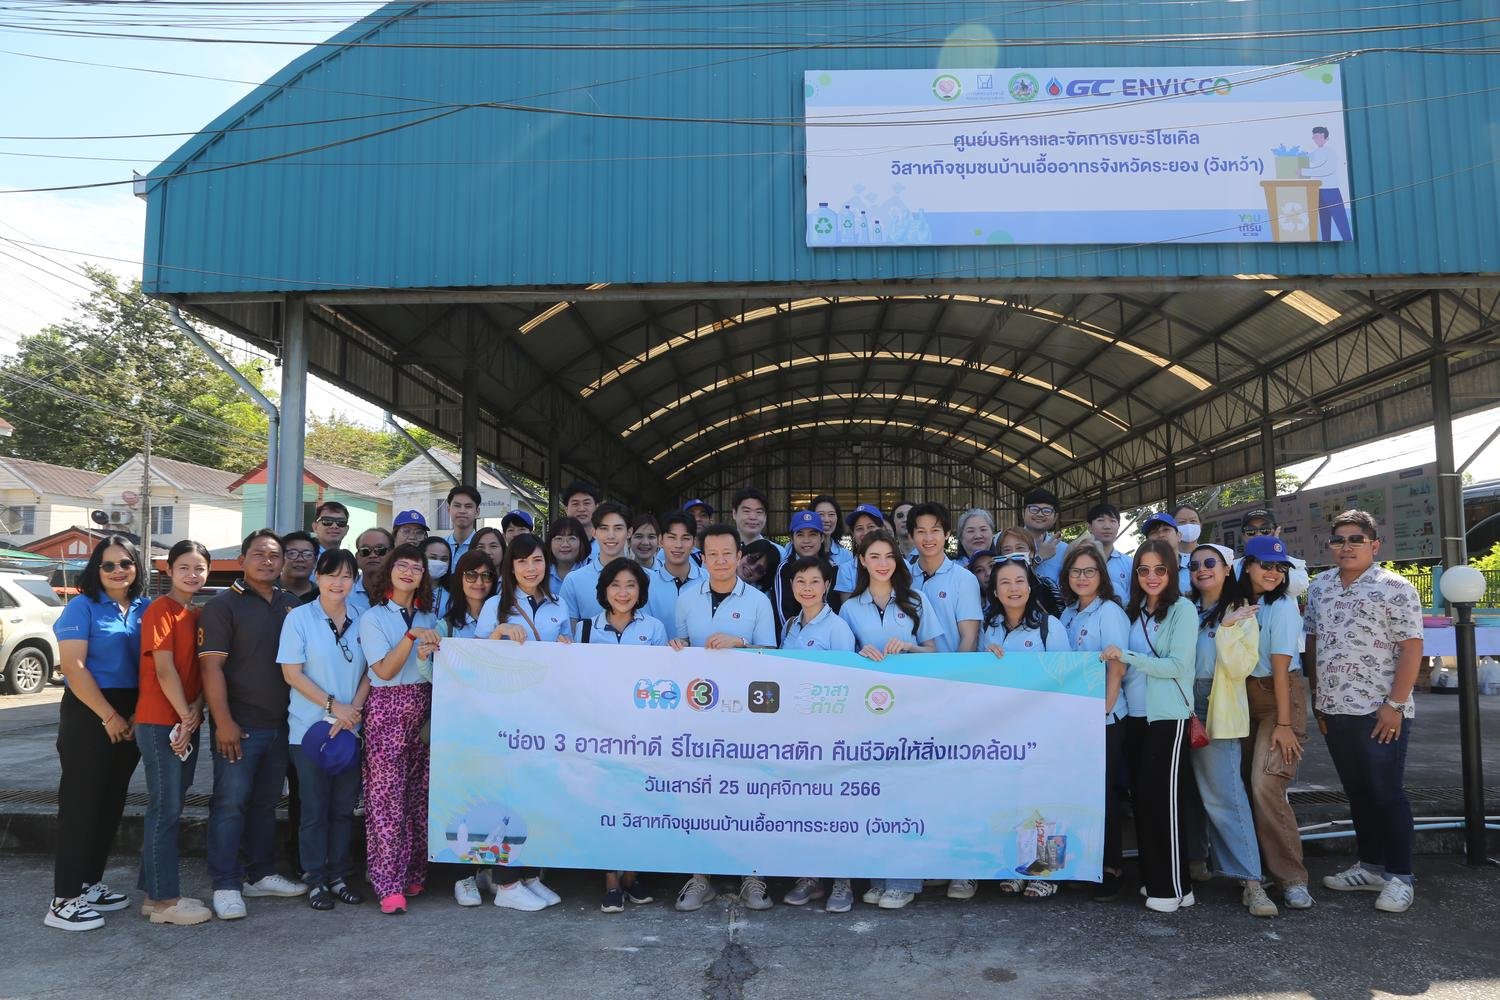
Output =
[{"x1": 1303, "y1": 564, "x2": 1423, "y2": 718}]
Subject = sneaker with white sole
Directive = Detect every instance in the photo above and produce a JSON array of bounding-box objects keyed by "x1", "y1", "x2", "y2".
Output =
[
  {"x1": 522, "y1": 877, "x2": 561, "y2": 907},
  {"x1": 861, "y1": 886, "x2": 884, "y2": 905},
  {"x1": 947, "y1": 879, "x2": 977, "y2": 900},
  {"x1": 1322, "y1": 863, "x2": 1387, "y2": 892},
  {"x1": 148, "y1": 898, "x2": 212, "y2": 926},
  {"x1": 45, "y1": 896, "x2": 103, "y2": 931},
  {"x1": 81, "y1": 882, "x2": 128, "y2": 912},
  {"x1": 1242, "y1": 882, "x2": 1278, "y2": 918},
  {"x1": 783, "y1": 878, "x2": 823, "y2": 906},
  {"x1": 243, "y1": 874, "x2": 307, "y2": 898},
  {"x1": 877, "y1": 889, "x2": 915, "y2": 909},
  {"x1": 1374, "y1": 878, "x2": 1414, "y2": 913},
  {"x1": 212, "y1": 889, "x2": 246, "y2": 920},
  {"x1": 454, "y1": 876, "x2": 482, "y2": 907},
  {"x1": 493, "y1": 881, "x2": 547, "y2": 911},
  {"x1": 825, "y1": 879, "x2": 854, "y2": 913},
  {"x1": 675, "y1": 876, "x2": 717, "y2": 912},
  {"x1": 739, "y1": 876, "x2": 772, "y2": 910},
  {"x1": 1283, "y1": 884, "x2": 1314, "y2": 909}
]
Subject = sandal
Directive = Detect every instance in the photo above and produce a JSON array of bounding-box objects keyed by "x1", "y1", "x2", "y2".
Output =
[
  {"x1": 330, "y1": 879, "x2": 365, "y2": 905},
  {"x1": 308, "y1": 885, "x2": 335, "y2": 911},
  {"x1": 996, "y1": 878, "x2": 1024, "y2": 894},
  {"x1": 1023, "y1": 880, "x2": 1058, "y2": 899}
]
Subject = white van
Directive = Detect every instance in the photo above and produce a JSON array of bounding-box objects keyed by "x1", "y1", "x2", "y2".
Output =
[{"x1": 0, "y1": 573, "x2": 63, "y2": 695}]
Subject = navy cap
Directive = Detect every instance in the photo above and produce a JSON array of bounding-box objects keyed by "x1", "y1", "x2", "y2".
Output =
[
  {"x1": 1244, "y1": 534, "x2": 1291, "y2": 563},
  {"x1": 1141, "y1": 512, "x2": 1178, "y2": 535},
  {"x1": 393, "y1": 509, "x2": 428, "y2": 529},
  {"x1": 501, "y1": 510, "x2": 534, "y2": 531},
  {"x1": 300, "y1": 720, "x2": 360, "y2": 776},
  {"x1": 967, "y1": 547, "x2": 996, "y2": 569},
  {"x1": 788, "y1": 510, "x2": 825, "y2": 534},
  {"x1": 1242, "y1": 508, "x2": 1277, "y2": 526},
  {"x1": 683, "y1": 499, "x2": 714, "y2": 515},
  {"x1": 846, "y1": 503, "x2": 885, "y2": 527}
]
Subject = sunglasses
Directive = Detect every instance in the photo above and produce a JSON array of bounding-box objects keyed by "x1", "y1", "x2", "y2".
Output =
[
  {"x1": 357, "y1": 545, "x2": 391, "y2": 559},
  {"x1": 996, "y1": 552, "x2": 1031, "y2": 564},
  {"x1": 1327, "y1": 534, "x2": 1370, "y2": 548},
  {"x1": 1136, "y1": 565, "x2": 1171, "y2": 578},
  {"x1": 1024, "y1": 505, "x2": 1056, "y2": 517},
  {"x1": 316, "y1": 517, "x2": 348, "y2": 528},
  {"x1": 1255, "y1": 561, "x2": 1292, "y2": 574},
  {"x1": 1241, "y1": 524, "x2": 1274, "y2": 537},
  {"x1": 1188, "y1": 556, "x2": 1222, "y2": 572},
  {"x1": 463, "y1": 570, "x2": 495, "y2": 583},
  {"x1": 100, "y1": 559, "x2": 135, "y2": 573}
]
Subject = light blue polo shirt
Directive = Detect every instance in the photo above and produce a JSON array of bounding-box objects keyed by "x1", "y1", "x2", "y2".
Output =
[
  {"x1": 1104, "y1": 549, "x2": 1132, "y2": 597},
  {"x1": 1177, "y1": 552, "x2": 1193, "y2": 596},
  {"x1": 548, "y1": 565, "x2": 566, "y2": 597},
  {"x1": 276, "y1": 601, "x2": 368, "y2": 743},
  {"x1": 445, "y1": 531, "x2": 474, "y2": 562},
  {"x1": 828, "y1": 545, "x2": 857, "y2": 592},
  {"x1": 980, "y1": 615, "x2": 1071, "y2": 653},
  {"x1": 781, "y1": 604, "x2": 857, "y2": 652},
  {"x1": 1035, "y1": 550, "x2": 1063, "y2": 588},
  {"x1": 912, "y1": 556, "x2": 983, "y2": 653},
  {"x1": 1252, "y1": 595, "x2": 1303, "y2": 678},
  {"x1": 346, "y1": 577, "x2": 371, "y2": 617},
  {"x1": 54, "y1": 593, "x2": 150, "y2": 689},
  {"x1": 578, "y1": 611, "x2": 669, "y2": 646},
  {"x1": 646, "y1": 561, "x2": 704, "y2": 633},
  {"x1": 1192, "y1": 606, "x2": 1220, "y2": 682},
  {"x1": 440, "y1": 610, "x2": 480, "y2": 639},
  {"x1": 674, "y1": 577, "x2": 776, "y2": 648},
  {"x1": 476, "y1": 592, "x2": 570, "y2": 642},
  {"x1": 559, "y1": 551, "x2": 624, "y2": 622},
  {"x1": 1062, "y1": 597, "x2": 1131, "y2": 721},
  {"x1": 358, "y1": 601, "x2": 436, "y2": 687},
  {"x1": 838, "y1": 590, "x2": 943, "y2": 649}
]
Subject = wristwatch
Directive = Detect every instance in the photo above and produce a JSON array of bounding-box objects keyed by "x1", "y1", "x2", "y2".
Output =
[
  {"x1": 325, "y1": 694, "x2": 335, "y2": 714},
  {"x1": 1384, "y1": 697, "x2": 1405, "y2": 713}
]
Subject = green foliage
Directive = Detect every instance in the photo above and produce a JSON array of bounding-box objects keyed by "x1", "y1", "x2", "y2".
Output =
[
  {"x1": 1472, "y1": 541, "x2": 1500, "y2": 572},
  {"x1": 305, "y1": 411, "x2": 444, "y2": 477}
]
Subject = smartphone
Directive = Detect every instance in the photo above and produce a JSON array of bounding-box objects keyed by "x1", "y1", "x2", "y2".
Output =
[{"x1": 169, "y1": 723, "x2": 194, "y2": 762}]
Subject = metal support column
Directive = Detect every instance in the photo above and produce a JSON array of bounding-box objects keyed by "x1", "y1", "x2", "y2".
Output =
[
  {"x1": 547, "y1": 424, "x2": 562, "y2": 525},
  {"x1": 275, "y1": 295, "x2": 309, "y2": 533},
  {"x1": 1431, "y1": 294, "x2": 1468, "y2": 575},
  {"x1": 1164, "y1": 424, "x2": 1177, "y2": 511},
  {"x1": 1260, "y1": 375, "x2": 1276, "y2": 504},
  {"x1": 461, "y1": 366, "x2": 479, "y2": 487}
]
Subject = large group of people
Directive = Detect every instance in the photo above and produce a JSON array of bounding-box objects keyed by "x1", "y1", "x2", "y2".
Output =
[{"x1": 45, "y1": 480, "x2": 1425, "y2": 931}]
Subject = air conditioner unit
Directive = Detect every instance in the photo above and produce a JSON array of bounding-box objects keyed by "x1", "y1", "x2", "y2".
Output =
[{"x1": 109, "y1": 510, "x2": 133, "y2": 526}]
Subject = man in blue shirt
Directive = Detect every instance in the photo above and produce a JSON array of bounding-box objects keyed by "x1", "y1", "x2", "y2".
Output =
[
  {"x1": 1087, "y1": 503, "x2": 1132, "y2": 596},
  {"x1": 559, "y1": 501, "x2": 631, "y2": 622},
  {"x1": 443, "y1": 485, "x2": 481, "y2": 561},
  {"x1": 907, "y1": 502, "x2": 981, "y2": 653},
  {"x1": 646, "y1": 511, "x2": 703, "y2": 629}
]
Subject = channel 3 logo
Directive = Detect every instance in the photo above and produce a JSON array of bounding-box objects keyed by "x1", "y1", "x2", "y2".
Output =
[
  {"x1": 632, "y1": 679, "x2": 681, "y2": 710},
  {"x1": 686, "y1": 678, "x2": 720, "y2": 711},
  {"x1": 748, "y1": 680, "x2": 780, "y2": 714}
]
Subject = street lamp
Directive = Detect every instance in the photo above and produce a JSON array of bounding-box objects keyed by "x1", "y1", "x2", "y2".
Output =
[{"x1": 1439, "y1": 565, "x2": 1488, "y2": 865}]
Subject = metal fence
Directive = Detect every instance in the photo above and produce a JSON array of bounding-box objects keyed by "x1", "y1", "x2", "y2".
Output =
[{"x1": 1395, "y1": 568, "x2": 1500, "y2": 608}]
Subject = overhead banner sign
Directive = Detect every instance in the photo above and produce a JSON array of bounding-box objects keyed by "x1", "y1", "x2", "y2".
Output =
[
  {"x1": 429, "y1": 640, "x2": 1105, "y2": 881},
  {"x1": 803, "y1": 65, "x2": 1352, "y2": 247}
]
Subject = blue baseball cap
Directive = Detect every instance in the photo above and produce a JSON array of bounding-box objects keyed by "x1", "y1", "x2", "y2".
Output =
[
  {"x1": 393, "y1": 509, "x2": 428, "y2": 529},
  {"x1": 299, "y1": 720, "x2": 359, "y2": 776},
  {"x1": 501, "y1": 510, "x2": 534, "y2": 531},
  {"x1": 788, "y1": 510, "x2": 825, "y2": 534},
  {"x1": 846, "y1": 503, "x2": 885, "y2": 527},
  {"x1": 1141, "y1": 512, "x2": 1178, "y2": 535},
  {"x1": 683, "y1": 499, "x2": 714, "y2": 515},
  {"x1": 1244, "y1": 534, "x2": 1291, "y2": 563}
]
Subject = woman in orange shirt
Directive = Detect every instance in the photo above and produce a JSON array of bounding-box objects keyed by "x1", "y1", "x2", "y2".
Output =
[{"x1": 134, "y1": 540, "x2": 213, "y2": 926}]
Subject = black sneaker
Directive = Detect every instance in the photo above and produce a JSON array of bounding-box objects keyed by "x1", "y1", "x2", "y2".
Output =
[
  {"x1": 601, "y1": 888, "x2": 625, "y2": 913},
  {"x1": 81, "y1": 882, "x2": 128, "y2": 912},
  {"x1": 623, "y1": 881, "x2": 654, "y2": 905},
  {"x1": 309, "y1": 885, "x2": 336, "y2": 911},
  {"x1": 45, "y1": 896, "x2": 104, "y2": 932},
  {"x1": 1092, "y1": 872, "x2": 1122, "y2": 902},
  {"x1": 330, "y1": 879, "x2": 365, "y2": 905}
]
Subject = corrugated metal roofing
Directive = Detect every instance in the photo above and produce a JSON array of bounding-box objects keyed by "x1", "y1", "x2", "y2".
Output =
[{"x1": 0, "y1": 457, "x2": 105, "y2": 499}]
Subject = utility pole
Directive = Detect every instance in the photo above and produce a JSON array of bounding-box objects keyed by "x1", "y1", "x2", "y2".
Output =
[{"x1": 140, "y1": 423, "x2": 153, "y2": 597}]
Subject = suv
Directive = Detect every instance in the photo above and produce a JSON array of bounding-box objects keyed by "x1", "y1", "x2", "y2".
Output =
[{"x1": 0, "y1": 573, "x2": 64, "y2": 695}]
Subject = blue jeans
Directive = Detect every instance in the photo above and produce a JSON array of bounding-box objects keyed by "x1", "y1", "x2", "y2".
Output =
[
  {"x1": 289, "y1": 746, "x2": 361, "y2": 886},
  {"x1": 135, "y1": 722, "x2": 200, "y2": 900},
  {"x1": 207, "y1": 725, "x2": 288, "y2": 891},
  {"x1": 1190, "y1": 681, "x2": 1261, "y2": 880},
  {"x1": 1323, "y1": 712, "x2": 1414, "y2": 879},
  {"x1": 869, "y1": 879, "x2": 921, "y2": 892}
]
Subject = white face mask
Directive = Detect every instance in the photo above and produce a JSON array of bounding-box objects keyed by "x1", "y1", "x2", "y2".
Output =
[
  {"x1": 1178, "y1": 523, "x2": 1203, "y2": 544},
  {"x1": 427, "y1": 559, "x2": 450, "y2": 579}
]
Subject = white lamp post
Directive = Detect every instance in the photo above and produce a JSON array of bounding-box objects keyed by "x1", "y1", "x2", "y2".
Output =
[{"x1": 1439, "y1": 565, "x2": 1488, "y2": 865}]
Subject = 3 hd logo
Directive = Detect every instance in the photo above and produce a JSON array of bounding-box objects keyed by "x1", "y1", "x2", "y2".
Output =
[{"x1": 748, "y1": 680, "x2": 780, "y2": 714}]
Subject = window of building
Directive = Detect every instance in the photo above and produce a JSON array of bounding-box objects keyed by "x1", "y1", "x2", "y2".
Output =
[{"x1": 151, "y1": 505, "x2": 174, "y2": 535}]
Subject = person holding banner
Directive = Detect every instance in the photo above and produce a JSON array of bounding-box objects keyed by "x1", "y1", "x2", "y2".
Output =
[
  {"x1": 772, "y1": 510, "x2": 833, "y2": 632},
  {"x1": 560, "y1": 502, "x2": 633, "y2": 623},
  {"x1": 358, "y1": 545, "x2": 441, "y2": 916},
  {"x1": 982, "y1": 552, "x2": 1071, "y2": 900},
  {"x1": 578, "y1": 557, "x2": 668, "y2": 912},
  {"x1": 839, "y1": 529, "x2": 940, "y2": 910},
  {"x1": 670, "y1": 524, "x2": 777, "y2": 913},
  {"x1": 1058, "y1": 541, "x2": 1131, "y2": 901},
  {"x1": 777, "y1": 555, "x2": 858, "y2": 913},
  {"x1": 1102, "y1": 540, "x2": 1198, "y2": 913}
]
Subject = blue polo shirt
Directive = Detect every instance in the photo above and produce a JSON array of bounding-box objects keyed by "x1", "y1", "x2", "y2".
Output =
[
  {"x1": 445, "y1": 531, "x2": 474, "y2": 562},
  {"x1": 1062, "y1": 597, "x2": 1131, "y2": 721},
  {"x1": 358, "y1": 601, "x2": 437, "y2": 687},
  {"x1": 440, "y1": 609, "x2": 480, "y2": 639},
  {"x1": 476, "y1": 593, "x2": 571, "y2": 641},
  {"x1": 674, "y1": 577, "x2": 776, "y2": 648},
  {"x1": 54, "y1": 593, "x2": 149, "y2": 689},
  {"x1": 645, "y1": 561, "x2": 704, "y2": 634},
  {"x1": 276, "y1": 601, "x2": 368, "y2": 743},
  {"x1": 1193, "y1": 606, "x2": 1220, "y2": 682},
  {"x1": 1104, "y1": 549, "x2": 1132, "y2": 597},
  {"x1": 346, "y1": 577, "x2": 371, "y2": 617},
  {"x1": 1252, "y1": 595, "x2": 1303, "y2": 678},
  {"x1": 578, "y1": 611, "x2": 669, "y2": 646},
  {"x1": 559, "y1": 551, "x2": 624, "y2": 622},
  {"x1": 838, "y1": 590, "x2": 943, "y2": 649},
  {"x1": 828, "y1": 545, "x2": 857, "y2": 592},
  {"x1": 981, "y1": 615, "x2": 1071, "y2": 653},
  {"x1": 911, "y1": 556, "x2": 983, "y2": 653},
  {"x1": 781, "y1": 604, "x2": 857, "y2": 652}
]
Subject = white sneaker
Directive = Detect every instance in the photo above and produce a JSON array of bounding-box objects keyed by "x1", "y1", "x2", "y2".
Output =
[
  {"x1": 1283, "y1": 884, "x2": 1314, "y2": 909},
  {"x1": 522, "y1": 877, "x2": 561, "y2": 907},
  {"x1": 877, "y1": 889, "x2": 915, "y2": 909},
  {"x1": 81, "y1": 882, "x2": 128, "y2": 912},
  {"x1": 454, "y1": 876, "x2": 482, "y2": 907},
  {"x1": 1322, "y1": 863, "x2": 1387, "y2": 893},
  {"x1": 243, "y1": 874, "x2": 307, "y2": 898},
  {"x1": 947, "y1": 879, "x2": 977, "y2": 900},
  {"x1": 493, "y1": 881, "x2": 547, "y2": 911},
  {"x1": 1242, "y1": 882, "x2": 1278, "y2": 918},
  {"x1": 861, "y1": 886, "x2": 884, "y2": 905},
  {"x1": 1374, "y1": 878, "x2": 1414, "y2": 913},
  {"x1": 739, "y1": 876, "x2": 772, "y2": 911},
  {"x1": 213, "y1": 890, "x2": 246, "y2": 920},
  {"x1": 675, "y1": 876, "x2": 717, "y2": 912},
  {"x1": 1144, "y1": 892, "x2": 1194, "y2": 913},
  {"x1": 45, "y1": 896, "x2": 103, "y2": 931}
]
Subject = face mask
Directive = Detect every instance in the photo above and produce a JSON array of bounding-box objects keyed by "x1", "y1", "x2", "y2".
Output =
[
  {"x1": 427, "y1": 559, "x2": 449, "y2": 578},
  {"x1": 1178, "y1": 523, "x2": 1202, "y2": 544}
]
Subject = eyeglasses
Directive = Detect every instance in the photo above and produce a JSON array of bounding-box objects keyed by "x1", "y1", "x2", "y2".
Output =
[
  {"x1": 1067, "y1": 566, "x2": 1099, "y2": 579},
  {"x1": 100, "y1": 559, "x2": 135, "y2": 573},
  {"x1": 316, "y1": 517, "x2": 348, "y2": 528},
  {"x1": 1136, "y1": 565, "x2": 1170, "y2": 578},
  {"x1": 1241, "y1": 524, "x2": 1274, "y2": 537},
  {"x1": 1327, "y1": 534, "x2": 1370, "y2": 548},
  {"x1": 391, "y1": 560, "x2": 425, "y2": 575},
  {"x1": 284, "y1": 549, "x2": 316, "y2": 561},
  {"x1": 463, "y1": 570, "x2": 495, "y2": 583},
  {"x1": 1188, "y1": 557, "x2": 1222, "y2": 572},
  {"x1": 1024, "y1": 505, "x2": 1056, "y2": 517},
  {"x1": 356, "y1": 545, "x2": 391, "y2": 559}
]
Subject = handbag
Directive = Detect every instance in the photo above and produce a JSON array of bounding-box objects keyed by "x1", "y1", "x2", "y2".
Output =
[{"x1": 1142, "y1": 617, "x2": 1209, "y2": 749}]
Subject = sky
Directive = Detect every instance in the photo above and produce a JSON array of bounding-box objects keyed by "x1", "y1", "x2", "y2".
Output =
[{"x1": 0, "y1": 4, "x2": 1496, "y2": 490}]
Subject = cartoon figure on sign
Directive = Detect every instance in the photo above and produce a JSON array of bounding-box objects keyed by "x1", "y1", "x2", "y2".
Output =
[
  {"x1": 446, "y1": 804, "x2": 529, "y2": 865},
  {"x1": 1300, "y1": 126, "x2": 1351, "y2": 241}
]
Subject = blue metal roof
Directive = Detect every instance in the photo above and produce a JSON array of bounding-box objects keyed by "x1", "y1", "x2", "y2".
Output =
[{"x1": 144, "y1": 0, "x2": 1500, "y2": 294}]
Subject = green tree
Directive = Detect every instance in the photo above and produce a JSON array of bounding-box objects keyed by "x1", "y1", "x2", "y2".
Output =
[
  {"x1": 305, "y1": 411, "x2": 444, "y2": 477},
  {"x1": 1472, "y1": 541, "x2": 1500, "y2": 572},
  {"x1": 0, "y1": 267, "x2": 270, "y2": 472}
]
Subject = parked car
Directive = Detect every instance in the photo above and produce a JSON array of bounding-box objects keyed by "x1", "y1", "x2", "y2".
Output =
[{"x1": 0, "y1": 572, "x2": 64, "y2": 695}]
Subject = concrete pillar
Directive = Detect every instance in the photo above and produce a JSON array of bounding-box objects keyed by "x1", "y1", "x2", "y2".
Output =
[{"x1": 275, "y1": 295, "x2": 308, "y2": 533}]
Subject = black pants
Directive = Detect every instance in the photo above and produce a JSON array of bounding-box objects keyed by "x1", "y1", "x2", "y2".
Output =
[
  {"x1": 1103, "y1": 720, "x2": 1127, "y2": 872},
  {"x1": 1134, "y1": 718, "x2": 1191, "y2": 901},
  {"x1": 54, "y1": 688, "x2": 140, "y2": 899}
]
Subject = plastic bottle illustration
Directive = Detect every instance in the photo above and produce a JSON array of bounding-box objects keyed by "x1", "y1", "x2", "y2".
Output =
[
  {"x1": 870, "y1": 218, "x2": 885, "y2": 243},
  {"x1": 807, "y1": 201, "x2": 837, "y2": 246},
  {"x1": 838, "y1": 204, "x2": 857, "y2": 244},
  {"x1": 858, "y1": 210, "x2": 870, "y2": 243}
]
